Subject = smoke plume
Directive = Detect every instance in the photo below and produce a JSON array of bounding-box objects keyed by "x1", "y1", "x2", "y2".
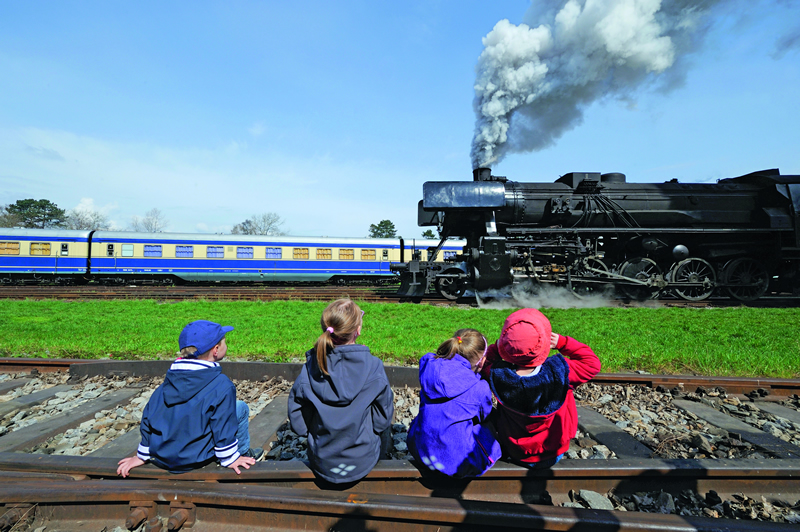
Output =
[{"x1": 470, "y1": 0, "x2": 721, "y2": 169}]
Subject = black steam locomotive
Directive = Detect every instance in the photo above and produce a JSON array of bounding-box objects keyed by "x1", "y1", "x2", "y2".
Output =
[{"x1": 392, "y1": 168, "x2": 800, "y2": 301}]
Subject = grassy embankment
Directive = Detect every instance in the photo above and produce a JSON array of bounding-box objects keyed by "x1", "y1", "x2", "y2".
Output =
[{"x1": 1, "y1": 299, "x2": 798, "y2": 378}]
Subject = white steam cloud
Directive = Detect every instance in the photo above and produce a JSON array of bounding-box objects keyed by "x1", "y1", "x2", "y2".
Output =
[{"x1": 471, "y1": 0, "x2": 720, "y2": 169}]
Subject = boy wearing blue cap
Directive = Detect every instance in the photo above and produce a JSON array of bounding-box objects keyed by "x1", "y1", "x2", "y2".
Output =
[{"x1": 117, "y1": 320, "x2": 263, "y2": 477}]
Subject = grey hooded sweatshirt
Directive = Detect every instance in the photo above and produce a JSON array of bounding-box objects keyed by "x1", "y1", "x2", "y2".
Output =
[{"x1": 288, "y1": 344, "x2": 394, "y2": 483}]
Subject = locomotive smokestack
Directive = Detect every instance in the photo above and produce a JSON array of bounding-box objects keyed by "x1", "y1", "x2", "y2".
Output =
[{"x1": 473, "y1": 167, "x2": 492, "y2": 181}]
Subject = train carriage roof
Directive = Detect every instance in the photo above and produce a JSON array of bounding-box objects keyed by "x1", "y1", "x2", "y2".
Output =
[
  {"x1": 0, "y1": 228, "x2": 92, "y2": 239},
  {"x1": 88, "y1": 230, "x2": 464, "y2": 248}
]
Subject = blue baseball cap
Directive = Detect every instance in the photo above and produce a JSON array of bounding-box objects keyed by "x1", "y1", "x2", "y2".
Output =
[{"x1": 179, "y1": 320, "x2": 234, "y2": 356}]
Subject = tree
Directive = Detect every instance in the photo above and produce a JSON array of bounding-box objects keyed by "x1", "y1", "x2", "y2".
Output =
[
  {"x1": 421, "y1": 229, "x2": 437, "y2": 239},
  {"x1": 368, "y1": 219, "x2": 397, "y2": 238},
  {"x1": 0, "y1": 205, "x2": 22, "y2": 228},
  {"x1": 129, "y1": 208, "x2": 169, "y2": 233},
  {"x1": 65, "y1": 208, "x2": 112, "y2": 230},
  {"x1": 5, "y1": 199, "x2": 66, "y2": 228},
  {"x1": 231, "y1": 213, "x2": 286, "y2": 235}
]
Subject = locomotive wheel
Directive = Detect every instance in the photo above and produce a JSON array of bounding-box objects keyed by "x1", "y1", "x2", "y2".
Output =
[
  {"x1": 671, "y1": 258, "x2": 716, "y2": 301},
  {"x1": 435, "y1": 268, "x2": 467, "y2": 301},
  {"x1": 569, "y1": 257, "x2": 613, "y2": 299},
  {"x1": 722, "y1": 258, "x2": 769, "y2": 301},
  {"x1": 619, "y1": 258, "x2": 662, "y2": 300}
]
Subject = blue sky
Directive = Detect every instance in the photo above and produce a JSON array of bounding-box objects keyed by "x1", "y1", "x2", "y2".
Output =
[{"x1": 1, "y1": 1, "x2": 798, "y2": 238}]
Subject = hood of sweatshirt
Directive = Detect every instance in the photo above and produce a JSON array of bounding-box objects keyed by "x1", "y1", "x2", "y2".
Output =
[
  {"x1": 306, "y1": 344, "x2": 375, "y2": 406},
  {"x1": 418, "y1": 353, "x2": 477, "y2": 401},
  {"x1": 162, "y1": 363, "x2": 222, "y2": 407}
]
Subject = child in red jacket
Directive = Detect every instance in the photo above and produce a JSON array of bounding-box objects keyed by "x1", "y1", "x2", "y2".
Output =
[{"x1": 480, "y1": 308, "x2": 600, "y2": 468}]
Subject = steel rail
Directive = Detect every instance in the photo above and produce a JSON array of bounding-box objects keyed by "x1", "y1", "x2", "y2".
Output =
[
  {"x1": 1, "y1": 453, "x2": 798, "y2": 505},
  {"x1": 1, "y1": 475, "x2": 796, "y2": 532}
]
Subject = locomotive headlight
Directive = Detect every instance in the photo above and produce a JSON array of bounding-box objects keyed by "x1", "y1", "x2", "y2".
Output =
[{"x1": 672, "y1": 245, "x2": 690, "y2": 260}]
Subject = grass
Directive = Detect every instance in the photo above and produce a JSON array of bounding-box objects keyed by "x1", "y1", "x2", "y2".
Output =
[{"x1": 0, "y1": 299, "x2": 798, "y2": 378}]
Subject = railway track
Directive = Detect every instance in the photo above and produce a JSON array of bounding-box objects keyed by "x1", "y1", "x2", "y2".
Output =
[
  {"x1": 2, "y1": 284, "x2": 799, "y2": 308},
  {"x1": 0, "y1": 359, "x2": 798, "y2": 530},
  {"x1": 0, "y1": 285, "x2": 414, "y2": 303}
]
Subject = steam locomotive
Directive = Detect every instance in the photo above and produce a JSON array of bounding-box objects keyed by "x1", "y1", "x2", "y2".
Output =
[{"x1": 392, "y1": 168, "x2": 800, "y2": 301}]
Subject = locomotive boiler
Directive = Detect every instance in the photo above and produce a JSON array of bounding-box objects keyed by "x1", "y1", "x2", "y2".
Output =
[{"x1": 393, "y1": 168, "x2": 800, "y2": 301}]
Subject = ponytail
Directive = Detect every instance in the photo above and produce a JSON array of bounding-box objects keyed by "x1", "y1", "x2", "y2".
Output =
[
  {"x1": 435, "y1": 328, "x2": 487, "y2": 369},
  {"x1": 314, "y1": 298, "x2": 363, "y2": 375}
]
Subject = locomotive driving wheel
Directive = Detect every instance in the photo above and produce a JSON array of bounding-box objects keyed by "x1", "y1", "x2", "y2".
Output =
[
  {"x1": 722, "y1": 258, "x2": 769, "y2": 301},
  {"x1": 569, "y1": 257, "x2": 613, "y2": 299},
  {"x1": 435, "y1": 268, "x2": 467, "y2": 301},
  {"x1": 671, "y1": 258, "x2": 716, "y2": 301},
  {"x1": 619, "y1": 258, "x2": 662, "y2": 300}
]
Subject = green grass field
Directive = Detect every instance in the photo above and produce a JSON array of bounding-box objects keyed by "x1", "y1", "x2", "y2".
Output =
[{"x1": 1, "y1": 299, "x2": 798, "y2": 378}]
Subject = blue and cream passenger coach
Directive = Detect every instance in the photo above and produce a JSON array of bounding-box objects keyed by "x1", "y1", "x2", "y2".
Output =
[{"x1": 0, "y1": 228, "x2": 463, "y2": 286}]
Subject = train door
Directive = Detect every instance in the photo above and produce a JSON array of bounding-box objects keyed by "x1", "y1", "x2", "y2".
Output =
[
  {"x1": 381, "y1": 248, "x2": 390, "y2": 273},
  {"x1": 264, "y1": 247, "x2": 281, "y2": 281},
  {"x1": 54, "y1": 243, "x2": 69, "y2": 274}
]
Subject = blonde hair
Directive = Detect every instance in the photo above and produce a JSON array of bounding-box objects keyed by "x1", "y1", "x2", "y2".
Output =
[
  {"x1": 179, "y1": 339, "x2": 222, "y2": 359},
  {"x1": 435, "y1": 328, "x2": 486, "y2": 370},
  {"x1": 315, "y1": 298, "x2": 363, "y2": 375}
]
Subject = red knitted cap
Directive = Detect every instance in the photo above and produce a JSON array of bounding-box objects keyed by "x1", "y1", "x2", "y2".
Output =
[{"x1": 497, "y1": 308, "x2": 552, "y2": 368}]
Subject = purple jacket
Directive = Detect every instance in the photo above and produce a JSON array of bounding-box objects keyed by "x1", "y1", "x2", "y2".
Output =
[{"x1": 407, "y1": 353, "x2": 501, "y2": 478}]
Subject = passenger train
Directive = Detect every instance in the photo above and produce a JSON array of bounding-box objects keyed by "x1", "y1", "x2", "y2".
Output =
[{"x1": 0, "y1": 228, "x2": 464, "y2": 286}]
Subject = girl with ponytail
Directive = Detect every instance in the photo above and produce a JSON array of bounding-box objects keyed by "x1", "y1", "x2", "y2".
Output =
[
  {"x1": 288, "y1": 299, "x2": 394, "y2": 485},
  {"x1": 407, "y1": 328, "x2": 501, "y2": 478}
]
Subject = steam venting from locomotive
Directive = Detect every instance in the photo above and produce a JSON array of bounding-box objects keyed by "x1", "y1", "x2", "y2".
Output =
[{"x1": 471, "y1": 0, "x2": 720, "y2": 169}]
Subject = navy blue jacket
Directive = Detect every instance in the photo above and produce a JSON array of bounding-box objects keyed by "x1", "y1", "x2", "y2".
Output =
[
  {"x1": 288, "y1": 344, "x2": 394, "y2": 484},
  {"x1": 137, "y1": 359, "x2": 240, "y2": 472}
]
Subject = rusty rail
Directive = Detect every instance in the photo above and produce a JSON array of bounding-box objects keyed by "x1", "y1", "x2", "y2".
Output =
[{"x1": 1, "y1": 474, "x2": 797, "y2": 532}]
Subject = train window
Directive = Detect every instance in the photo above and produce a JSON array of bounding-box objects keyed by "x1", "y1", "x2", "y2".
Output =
[
  {"x1": 265, "y1": 247, "x2": 282, "y2": 259},
  {"x1": 122, "y1": 244, "x2": 134, "y2": 257},
  {"x1": 293, "y1": 248, "x2": 309, "y2": 259},
  {"x1": 60, "y1": 244, "x2": 69, "y2": 256},
  {"x1": 30, "y1": 242, "x2": 51, "y2": 255},
  {"x1": 207, "y1": 246, "x2": 224, "y2": 258},
  {"x1": 107, "y1": 244, "x2": 114, "y2": 257},
  {"x1": 361, "y1": 249, "x2": 376, "y2": 261},
  {"x1": 339, "y1": 249, "x2": 354, "y2": 260},
  {"x1": 444, "y1": 251, "x2": 457, "y2": 260},
  {"x1": 0, "y1": 242, "x2": 20, "y2": 255},
  {"x1": 237, "y1": 247, "x2": 254, "y2": 259},
  {"x1": 316, "y1": 248, "x2": 332, "y2": 260},
  {"x1": 382, "y1": 250, "x2": 389, "y2": 259},
  {"x1": 176, "y1": 245, "x2": 193, "y2": 258},
  {"x1": 144, "y1": 245, "x2": 162, "y2": 257}
]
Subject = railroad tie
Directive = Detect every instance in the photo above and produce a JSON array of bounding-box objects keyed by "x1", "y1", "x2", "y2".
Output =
[
  {"x1": 0, "y1": 384, "x2": 75, "y2": 419},
  {"x1": 752, "y1": 401, "x2": 800, "y2": 426},
  {"x1": 247, "y1": 394, "x2": 289, "y2": 452},
  {"x1": 672, "y1": 399, "x2": 800, "y2": 459},
  {"x1": 0, "y1": 388, "x2": 139, "y2": 453},
  {"x1": 576, "y1": 406, "x2": 654, "y2": 458},
  {"x1": 0, "y1": 378, "x2": 32, "y2": 396}
]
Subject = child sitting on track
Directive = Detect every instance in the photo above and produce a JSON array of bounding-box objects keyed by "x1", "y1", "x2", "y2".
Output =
[
  {"x1": 288, "y1": 298, "x2": 394, "y2": 486},
  {"x1": 480, "y1": 308, "x2": 601, "y2": 468},
  {"x1": 407, "y1": 329, "x2": 502, "y2": 477},
  {"x1": 117, "y1": 320, "x2": 264, "y2": 477}
]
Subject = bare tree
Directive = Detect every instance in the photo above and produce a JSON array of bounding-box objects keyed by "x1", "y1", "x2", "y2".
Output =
[
  {"x1": 130, "y1": 208, "x2": 169, "y2": 233},
  {"x1": 65, "y1": 208, "x2": 112, "y2": 230},
  {"x1": 0, "y1": 205, "x2": 22, "y2": 228},
  {"x1": 231, "y1": 213, "x2": 286, "y2": 235}
]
